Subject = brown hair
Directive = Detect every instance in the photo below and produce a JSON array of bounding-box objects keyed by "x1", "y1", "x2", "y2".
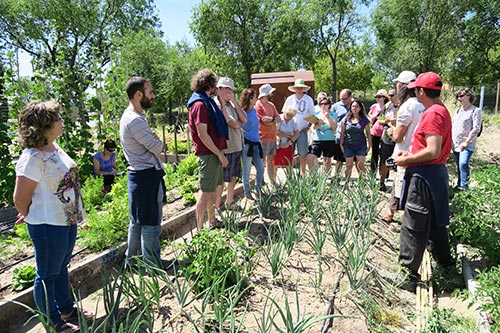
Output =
[
  {"x1": 190, "y1": 69, "x2": 217, "y2": 92},
  {"x1": 456, "y1": 87, "x2": 475, "y2": 103},
  {"x1": 239, "y1": 88, "x2": 257, "y2": 112},
  {"x1": 18, "y1": 100, "x2": 62, "y2": 148}
]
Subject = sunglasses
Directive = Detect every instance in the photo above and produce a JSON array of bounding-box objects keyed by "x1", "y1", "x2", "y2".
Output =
[
  {"x1": 375, "y1": 96, "x2": 384, "y2": 99},
  {"x1": 457, "y1": 94, "x2": 466, "y2": 98},
  {"x1": 389, "y1": 94, "x2": 395, "y2": 97},
  {"x1": 319, "y1": 102, "x2": 331, "y2": 106}
]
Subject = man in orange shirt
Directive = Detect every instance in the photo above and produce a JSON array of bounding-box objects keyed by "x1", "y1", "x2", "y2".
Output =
[{"x1": 255, "y1": 84, "x2": 280, "y2": 185}]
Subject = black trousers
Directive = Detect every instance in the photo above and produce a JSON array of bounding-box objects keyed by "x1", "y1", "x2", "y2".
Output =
[
  {"x1": 370, "y1": 135, "x2": 381, "y2": 173},
  {"x1": 399, "y1": 175, "x2": 453, "y2": 275}
]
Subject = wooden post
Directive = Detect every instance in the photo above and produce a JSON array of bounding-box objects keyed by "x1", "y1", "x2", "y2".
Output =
[{"x1": 495, "y1": 82, "x2": 500, "y2": 114}]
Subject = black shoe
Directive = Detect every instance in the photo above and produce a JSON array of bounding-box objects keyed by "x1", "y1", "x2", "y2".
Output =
[{"x1": 379, "y1": 184, "x2": 387, "y2": 192}]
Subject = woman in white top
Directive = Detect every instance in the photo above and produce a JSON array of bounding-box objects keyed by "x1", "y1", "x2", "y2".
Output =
[
  {"x1": 452, "y1": 88, "x2": 482, "y2": 189},
  {"x1": 13, "y1": 101, "x2": 92, "y2": 333}
]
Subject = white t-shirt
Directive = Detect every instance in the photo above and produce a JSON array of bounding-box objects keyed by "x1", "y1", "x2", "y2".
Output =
[
  {"x1": 277, "y1": 114, "x2": 298, "y2": 148},
  {"x1": 282, "y1": 94, "x2": 315, "y2": 131},
  {"x1": 16, "y1": 143, "x2": 85, "y2": 226},
  {"x1": 393, "y1": 97, "x2": 425, "y2": 155}
]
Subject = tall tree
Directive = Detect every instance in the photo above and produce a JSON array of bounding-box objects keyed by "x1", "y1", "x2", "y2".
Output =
[
  {"x1": 308, "y1": 0, "x2": 366, "y2": 96},
  {"x1": 371, "y1": 0, "x2": 466, "y2": 76},
  {"x1": 456, "y1": 0, "x2": 500, "y2": 84},
  {"x1": 0, "y1": 0, "x2": 159, "y2": 177},
  {"x1": 190, "y1": 0, "x2": 316, "y2": 87}
]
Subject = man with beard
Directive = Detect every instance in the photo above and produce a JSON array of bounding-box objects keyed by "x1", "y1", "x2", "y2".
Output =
[{"x1": 120, "y1": 76, "x2": 170, "y2": 269}]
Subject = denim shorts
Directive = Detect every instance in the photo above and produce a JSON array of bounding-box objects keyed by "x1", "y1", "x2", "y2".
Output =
[
  {"x1": 294, "y1": 131, "x2": 309, "y2": 157},
  {"x1": 344, "y1": 145, "x2": 367, "y2": 158},
  {"x1": 223, "y1": 151, "x2": 242, "y2": 182}
]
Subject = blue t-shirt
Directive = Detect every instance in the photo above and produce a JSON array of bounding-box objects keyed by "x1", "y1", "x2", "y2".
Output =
[
  {"x1": 242, "y1": 107, "x2": 260, "y2": 142},
  {"x1": 93, "y1": 151, "x2": 116, "y2": 175},
  {"x1": 342, "y1": 116, "x2": 369, "y2": 149},
  {"x1": 312, "y1": 110, "x2": 337, "y2": 141},
  {"x1": 331, "y1": 102, "x2": 349, "y2": 140}
]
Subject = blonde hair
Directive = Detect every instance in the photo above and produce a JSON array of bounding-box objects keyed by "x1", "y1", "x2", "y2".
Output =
[{"x1": 283, "y1": 106, "x2": 297, "y2": 118}]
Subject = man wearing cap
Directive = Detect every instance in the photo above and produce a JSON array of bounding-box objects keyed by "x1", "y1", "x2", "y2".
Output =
[
  {"x1": 214, "y1": 77, "x2": 247, "y2": 207},
  {"x1": 395, "y1": 72, "x2": 454, "y2": 291},
  {"x1": 282, "y1": 79, "x2": 315, "y2": 176},
  {"x1": 187, "y1": 69, "x2": 229, "y2": 230},
  {"x1": 331, "y1": 88, "x2": 353, "y2": 174},
  {"x1": 382, "y1": 71, "x2": 424, "y2": 222},
  {"x1": 255, "y1": 83, "x2": 280, "y2": 185}
]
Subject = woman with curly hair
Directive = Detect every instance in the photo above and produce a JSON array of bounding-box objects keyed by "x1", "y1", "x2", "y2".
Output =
[{"x1": 13, "y1": 100, "x2": 93, "y2": 333}]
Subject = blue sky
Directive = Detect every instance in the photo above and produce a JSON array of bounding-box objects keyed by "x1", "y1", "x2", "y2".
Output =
[
  {"x1": 155, "y1": 0, "x2": 198, "y2": 44},
  {"x1": 18, "y1": 0, "x2": 199, "y2": 76}
]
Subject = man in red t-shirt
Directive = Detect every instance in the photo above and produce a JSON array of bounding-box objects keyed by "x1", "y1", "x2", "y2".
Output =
[
  {"x1": 188, "y1": 69, "x2": 228, "y2": 230},
  {"x1": 395, "y1": 72, "x2": 454, "y2": 292}
]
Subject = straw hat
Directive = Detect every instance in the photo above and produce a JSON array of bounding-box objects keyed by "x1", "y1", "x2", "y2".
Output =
[
  {"x1": 373, "y1": 89, "x2": 389, "y2": 99},
  {"x1": 288, "y1": 79, "x2": 311, "y2": 92}
]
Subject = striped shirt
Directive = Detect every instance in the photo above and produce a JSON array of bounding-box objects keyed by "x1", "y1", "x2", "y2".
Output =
[{"x1": 120, "y1": 108, "x2": 164, "y2": 171}]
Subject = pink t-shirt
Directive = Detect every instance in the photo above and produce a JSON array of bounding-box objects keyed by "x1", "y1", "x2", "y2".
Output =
[{"x1": 408, "y1": 102, "x2": 452, "y2": 166}]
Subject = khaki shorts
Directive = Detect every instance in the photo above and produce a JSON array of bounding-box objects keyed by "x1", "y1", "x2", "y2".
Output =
[{"x1": 197, "y1": 154, "x2": 223, "y2": 192}]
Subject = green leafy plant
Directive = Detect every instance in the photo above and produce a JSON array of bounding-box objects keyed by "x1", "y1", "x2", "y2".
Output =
[
  {"x1": 12, "y1": 265, "x2": 36, "y2": 291},
  {"x1": 474, "y1": 265, "x2": 500, "y2": 331},
  {"x1": 420, "y1": 308, "x2": 476, "y2": 333},
  {"x1": 450, "y1": 165, "x2": 500, "y2": 264},
  {"x1": 178, "y1": 228, "x2": 255, "y2": 298}
]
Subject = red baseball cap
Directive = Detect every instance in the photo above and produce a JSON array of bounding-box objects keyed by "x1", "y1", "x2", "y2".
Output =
[{"x1": 407, "y1": 72, "x2": 443, "y2": 91}]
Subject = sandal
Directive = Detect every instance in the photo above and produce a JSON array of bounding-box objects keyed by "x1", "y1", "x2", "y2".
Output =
[
  {"x1": 381, "y1": 214, "x2": 394, "y2": 223},
  {"x1": 54, "y1": 321, "x2": 79, "y2": 333},
  {"x1": 61, "y1": 307, "x2": 95, "y2": 322}
]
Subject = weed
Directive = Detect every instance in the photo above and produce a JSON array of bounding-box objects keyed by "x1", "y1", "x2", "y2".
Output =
[{"x1": 420, "y1": 308, "x2": 476, "y2": 333}]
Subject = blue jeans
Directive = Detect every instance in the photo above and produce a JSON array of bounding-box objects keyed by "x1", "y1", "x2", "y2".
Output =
[
  {"x1": 28, "y1": 223, "x2": 77, "y2": 325},
  {"x1": 453, "y1": 149, "x2": 473, "y2": 189},
  {"x1": 242, "y1": 142, "x2": 264, "y2": 196},
  {"x1": 126, "y1": 184, "x2": 163, "y2": 266}
]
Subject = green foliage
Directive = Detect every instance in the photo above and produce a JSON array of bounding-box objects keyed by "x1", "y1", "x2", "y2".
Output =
[
  {"x1": 79, "y1": 175, "x2": 129, "y2": 251},
  {"x1": 167, "y1": 140, "x2": 188, "y2": 154},
  {"x1": 449, "y1": 165, "x2": 500, "y2": 264},
  {"x1": 176, "y1": 154, "x2": 198, "y2": 177},
  {"x1": 81, "y1": 174, "x2": 113, "y2": 208},
  {"x1": 0, "y1": 121, "x2": 15, "y2": 206},
  {"x1": 12, "y1": 265, "x2": 36, "y2": 291},
  {"x1": 191, "y1": 0, "x2": 317, "y2": 86},
  {"x1": 475, "y1": 265, "x2": 500, "y2": 331},
  {"x1": 371, "y1": 0, "x2": 466, "y2": 76},
  {"x1": 13, "y1": 223, "x2": 30, "y2": 242},
  {"x1": 178, "y1": 228, "x2": 255, "y2": 297},
  {"x1": 419, "y1": 308, "x2": 476, "y2": 333}
]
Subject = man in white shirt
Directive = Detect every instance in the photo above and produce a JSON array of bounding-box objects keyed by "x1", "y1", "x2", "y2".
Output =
[{"x1": 282, "y1": 79, "x2": 315, "y2": 175}]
